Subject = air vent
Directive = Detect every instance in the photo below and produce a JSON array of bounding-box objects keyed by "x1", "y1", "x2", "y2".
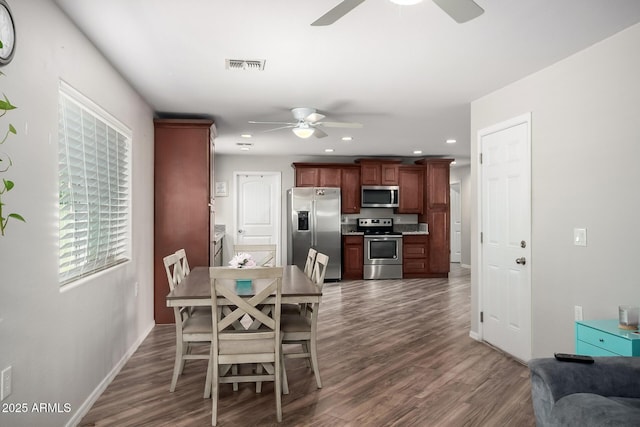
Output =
[{"x1": 225, "y1": 59, "x2": 266, "y2": 71}]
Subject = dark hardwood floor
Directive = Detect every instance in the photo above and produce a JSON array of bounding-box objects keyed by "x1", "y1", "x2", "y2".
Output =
[{"x1": 80, "y1": 265, "x2": 535, "y2": 426}]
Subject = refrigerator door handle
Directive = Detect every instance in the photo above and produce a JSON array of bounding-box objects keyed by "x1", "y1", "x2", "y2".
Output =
[{"x1": 311, "y1": 199, "x2": 316, "y2": 246}]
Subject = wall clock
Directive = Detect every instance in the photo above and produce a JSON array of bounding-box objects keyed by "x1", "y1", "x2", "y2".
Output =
[{"x1": 0, "y1": 0, "x2": 15, "y2": 66}]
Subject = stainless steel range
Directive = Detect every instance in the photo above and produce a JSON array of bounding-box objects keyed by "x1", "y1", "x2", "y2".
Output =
[{"x1": 357, "y1": 218, "x2": 403, "y2": 280}]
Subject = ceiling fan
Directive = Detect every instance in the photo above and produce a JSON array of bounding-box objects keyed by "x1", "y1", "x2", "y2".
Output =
[
  {"x1": 312, "y1": 0, "x2": 484, "y2": 26},
  {"x1": 248, "y1": 107, "x2": 363, "y2": 139}
]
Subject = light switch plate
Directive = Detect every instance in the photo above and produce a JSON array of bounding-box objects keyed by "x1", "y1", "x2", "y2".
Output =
[
  {"x1": 574, "y1": 228, "x2": 587, "y2": 246},
  {"x1": 1, "y1": 366, "x2": 12, "y2": 401}
]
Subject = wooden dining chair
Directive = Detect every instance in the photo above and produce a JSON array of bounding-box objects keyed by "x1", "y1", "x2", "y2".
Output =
[
  {"x1": 175, "y1": 248, "x2": 211, "y2": 317},
  {"x1": 233, "y1": 244, "x2": 277, "y2": 267},
  {"x1": 281, "y1": 252, "x2": 328, "y2": 394},
  {"x1": 175, "y1": 248, "x2": 191, "y2": 277},
  {"x1": 207, "y1": 266, "x2": 284, "y2": 426},
  {"x1": 303, "y1": 247, "x2": 317, "y2": 279},
  {"x1": 163, "y1": 253, "x2": 212, "y2": 396}
]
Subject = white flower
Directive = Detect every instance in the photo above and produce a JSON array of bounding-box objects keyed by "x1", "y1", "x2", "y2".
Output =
[{"x1": 228, "y1": 252, "x2": 257, "y2": 268}]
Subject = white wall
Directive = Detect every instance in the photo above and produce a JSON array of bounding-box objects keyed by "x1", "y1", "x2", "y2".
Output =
[
  {"x1": 0, "y1": 1, "x2": 154, "y2": 426},
  {"x1": 470, "y1": 23, "x2": 640, "y2": 357}
]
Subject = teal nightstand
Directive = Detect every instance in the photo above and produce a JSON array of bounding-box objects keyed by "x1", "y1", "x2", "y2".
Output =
[{"x1": 576, "y1": 319, "x2": 640, "y2": 356}]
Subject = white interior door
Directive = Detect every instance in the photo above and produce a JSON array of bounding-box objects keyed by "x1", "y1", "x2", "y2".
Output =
[
  {"x1": 234, "y1": 172, "x2": 281, "y2": 264},
  {"x1": 479, "y1": 113, "x2": 531, "y2": 362},
  {"x1": 450, "y1": 182, "x2": 462, "y2": 263}
]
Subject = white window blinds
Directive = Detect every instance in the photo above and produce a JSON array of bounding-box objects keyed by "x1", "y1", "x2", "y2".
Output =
[{"x1": 58, "y1": 83, "x2": 131, "y2": 286}]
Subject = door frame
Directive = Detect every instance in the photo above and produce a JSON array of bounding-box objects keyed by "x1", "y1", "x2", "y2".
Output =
[
  {"x1": 450, "y1": 181, "x2": 462, "y2": 263},
  {"x1": 476, "y1": 112, "x2": 532, "y2": 359},
  {"x1": 232, "y1": 171, "x2": 282, "y2": 265}
]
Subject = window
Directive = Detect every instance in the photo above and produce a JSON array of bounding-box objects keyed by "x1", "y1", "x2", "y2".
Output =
[{"x1": 58, "y1": 82, "x2": 131, "y2": 286}]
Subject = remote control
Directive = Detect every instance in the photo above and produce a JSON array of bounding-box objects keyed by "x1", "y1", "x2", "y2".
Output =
[{"x1": 554, "y1": 353, "x2": 594, "y2": 364}]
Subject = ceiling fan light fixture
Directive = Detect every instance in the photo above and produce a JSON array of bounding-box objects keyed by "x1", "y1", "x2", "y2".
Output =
[
  {"x1": 292, "y1": 126, "x2": 315, "y2": 139},
  {"x1": 389, "y1": 0, "x2": 423, "y2": 5}
]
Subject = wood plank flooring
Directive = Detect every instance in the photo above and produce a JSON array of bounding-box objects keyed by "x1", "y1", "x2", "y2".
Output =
[{"x1": 80, "y1": 265, "x2": 534, "y2": 426}]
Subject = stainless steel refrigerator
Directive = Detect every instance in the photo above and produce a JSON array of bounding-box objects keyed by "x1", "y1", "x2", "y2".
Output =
[{"x1": 287, "y1": 187, "x2": 341, "y2": 281}]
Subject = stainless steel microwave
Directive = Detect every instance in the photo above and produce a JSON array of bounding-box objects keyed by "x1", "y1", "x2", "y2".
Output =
[{"x1": 361, "y1": 186, "x2": 400, "y2": 208}]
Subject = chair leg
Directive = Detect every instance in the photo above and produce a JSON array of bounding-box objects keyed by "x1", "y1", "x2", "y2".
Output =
[
  {"x1": 255, "y1": 364, "x2": 263, "y2": 393},
  {"x1": 170, "y1": 339, "x2": 184, "y2": 392},
  {"x1": 310, "y1": 338, "x2": 322, "y2": 388},
  {"x1": 204, "y1": 345, "x2": 213, "y2": 399},
  {"x1": 212, "y1": 353, "x2": 219, "y2": 426},
  {"x1": 275, "y1": 356, "x2": 282, "y2": 422},
  {"x1": 302, "y1": 342, "x2": 311, "y2": 367},
  {"x1": 232, "y1": 365, "x2": 239, "y2": 392},
  {"x1": 282, "y1": 356, "x2": 289, "y2": 395}
]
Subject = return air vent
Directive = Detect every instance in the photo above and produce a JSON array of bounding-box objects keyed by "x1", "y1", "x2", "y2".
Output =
[{"x1": 225, "y1": 59, "x2": 266, "y2": 71}]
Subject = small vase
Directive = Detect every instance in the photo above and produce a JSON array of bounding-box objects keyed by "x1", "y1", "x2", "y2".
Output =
[{"x1": 235, "y1": 279, "x2": 253, "y2": 294}]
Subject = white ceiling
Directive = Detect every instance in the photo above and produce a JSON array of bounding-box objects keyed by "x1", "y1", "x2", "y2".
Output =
[{"x1": 54, "y1": 0, "x2": 640, "y2": 162}]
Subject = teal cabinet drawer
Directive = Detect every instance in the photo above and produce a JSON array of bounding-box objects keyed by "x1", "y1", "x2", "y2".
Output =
[
  {"x1": 576, "y1": 325, "x2": 632, "y2": 356},
  {"x1": 576, "y1": 340, "x2": 619, "y2": 357}
]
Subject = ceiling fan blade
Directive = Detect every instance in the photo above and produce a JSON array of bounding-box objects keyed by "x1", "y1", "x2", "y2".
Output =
[
  {"x1": 248, "y1": 120, "x2": 297, "y2": 126},
  {"x1": 262, "y1": 125, "x2": 295, "y2": 133},
  {"x1": 316, "y1": 121, "x2": 363, "y2": 128},
  {"x1": 311, "y1": 0, "x2": 367, "y2": 26},
  {"x1": 306, "y1": 112, "x2": 326, "y2": 123},
  {"x1": 313, "y1": 128, "x2": 329, "y2": 138},
  {"x1": 432, "y1": 0, "x2": 484, "y2": 23}
]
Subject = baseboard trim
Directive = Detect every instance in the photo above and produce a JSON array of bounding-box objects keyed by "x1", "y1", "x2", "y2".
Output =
[
  {"x1": 66, "y1": 321, "x2": 155, "y2": 427},
  {"x1": 469, "y1": 330, "x2": 480, "y2": 341},
  {"x1": 461, "y1": 264, "x2": 471, "y2": 269}
]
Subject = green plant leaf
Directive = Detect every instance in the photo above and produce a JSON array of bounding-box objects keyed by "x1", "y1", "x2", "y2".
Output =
[
  {"x1": 3, "y1": 179, "x2": 14, "y2": 191},
  {"x1": 8, "y1": 124, "x2": 16, "y2": 134},
  {"x1": 8, "y1": 213, "x2": 26, "y2": 223},
  {"x1": 0, "y1": 41, "x2": 3, "y2": 49},
  {"x1": 0, "y1": 94, "x2": 16, "y2": 110}
]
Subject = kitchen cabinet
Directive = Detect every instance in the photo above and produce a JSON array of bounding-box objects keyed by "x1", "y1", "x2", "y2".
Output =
[
  {"x1": 341, "y1": 166, "x2": 360, "y2": 214},
  {"x1": 154, "y1": 118, "x2": 215, "y2": 324},
  {"x1": 292, "y1": 163, "x2": 360, "y2": 214},
  {"x1": 342, "y1": 235, "x2": 364, "y2": 279},
  {"x1": 417, "y1": 158, "x2": 453, "y2": 277},
  {"x1": 403, "y1": 234, "x2": 429, "y2": 278},
  {"x1": 359, "y1": 160, "x2": 400, "y2": 185},
  {"x1": 396, "y1": 166, "x2": 424, "y2": 214}
]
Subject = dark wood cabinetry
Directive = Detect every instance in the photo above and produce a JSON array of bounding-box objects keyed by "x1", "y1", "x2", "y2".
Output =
[
  {"x1": 417, "y1": 159, "x2": 453, "y2": 277},
  {"x1": 397, "y1": 166, "x2": 424, "y2": 214},
  {"x1": 359, "y1": 160, "x2": 400, "y2": 185},
  {"x1": 154, "y1": 118, "x2": 215, "y2": 324},
  {"x1": 342, "y1": 235, "x2": 364, "y2": 279},
  {"x1": 341, "y1": 166, "x2": 361, "y2": 214},
  {"x1": 293, "y1": 163, "x2": 360, "y2": 214},
  {"x1": 403, "y1": 235, "x2": 429, "y2": 278}
]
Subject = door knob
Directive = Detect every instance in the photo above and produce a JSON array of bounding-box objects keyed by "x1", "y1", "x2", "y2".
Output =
[
  {"x1": 238, "y1": 229, "x2": 244, "y2": 234},
  {"x1": 516, "y1": 257, "x2": 526, "y2": 265}
]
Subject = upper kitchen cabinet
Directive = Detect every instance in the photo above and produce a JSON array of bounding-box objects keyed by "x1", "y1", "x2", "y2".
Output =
[
  {"x1": 292, "y1": 163, "x2": 359, "y2": 214},
  {"x1": 358, "y1": 159, "x2": 400, "y2": 185},
  {"x1": 154, "y1": 118, "x2": 215, "y2": 324},
  {"x1": 396, "y1": 166, "x2": 424, "y2": 214}
]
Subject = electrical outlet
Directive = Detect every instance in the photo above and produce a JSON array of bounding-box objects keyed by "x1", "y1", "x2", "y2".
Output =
[
  {"x1": 1, "y1": 366, "x2": 12, "y2": 401},
  {"x1": 574, "y1": 305, "x2": 583, "y2": 321}
]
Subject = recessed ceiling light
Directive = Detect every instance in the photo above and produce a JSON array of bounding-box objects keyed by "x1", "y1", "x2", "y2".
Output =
[
  {"x1": 413, "y1": 150, "x2": 422, "y2": 154},
  {"x1": 341, "y1": 136, "x2": 353, "y2": 141},
  {"x1": 240, "y1": 147, "x2": 250, "y2": 151},
  {"x1": 451, "y1": 160, "x2": 457, "y2": 166},
  {"x1": 240, "y1": 133, "x2": 252, "y2": 138},
  {"x1": 236, "y1": 142, "x2": 253, "y2": 151},
  {"x1": 446, "y1": 139, "x2": 457, "y2": 144},
  {"x1": 324, "y1": 148, "x2": 334, "y2": 153}
]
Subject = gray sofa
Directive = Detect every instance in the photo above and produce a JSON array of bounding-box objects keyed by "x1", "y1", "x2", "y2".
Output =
[{"x1": 529, "y1": 357, "x2": 640, "y2": 426}]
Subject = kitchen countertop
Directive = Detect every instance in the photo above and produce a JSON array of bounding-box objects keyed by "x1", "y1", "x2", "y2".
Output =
[
  {"x1": 342, "y1": 231, "x2": 364, "y2": 236},
  {"x1": 402, "y1": 231, "x2": 429, "y2": 235}
]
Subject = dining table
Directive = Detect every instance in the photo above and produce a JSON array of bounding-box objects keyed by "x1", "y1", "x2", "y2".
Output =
[{"x1": 166, "y1": 265, "x2": 322, "y2": 308}]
